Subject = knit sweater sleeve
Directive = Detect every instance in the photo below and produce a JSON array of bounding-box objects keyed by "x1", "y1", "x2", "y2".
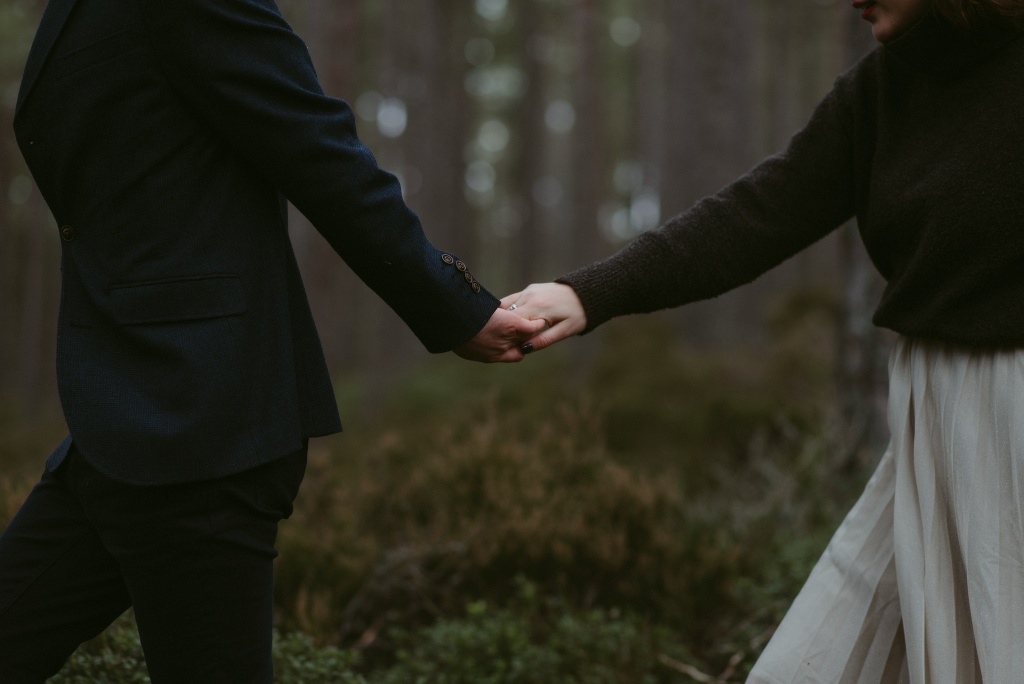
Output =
[{"x1": 558, "y1": 65, "x2": 863, "y2": 334}]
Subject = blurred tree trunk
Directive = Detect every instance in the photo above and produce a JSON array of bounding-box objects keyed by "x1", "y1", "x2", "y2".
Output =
[
  {"x1": 634, "y1": 0, "x2": 668, "y2": 224},
  {"x1": 1, "y1": 0, "x2": 59, "y2": 417},
  {"x1": 407, "y1": 1, "x2": 473, "y2": 260},
  {"x1": 834, "y1": 7, "x2": 889, "y2": 468},
  {"x1": 568, "y1": 0, "x2": 606, "y2": 268},
  {"x1": 341, "y1": 0, "x2": 423, "y2": 403},
  {"x1": 835, "y1": 220, "x2": 889, "y2": 467},
  {"x1": 560, "y1": 0, "x2": 607, "y2": 377},
  {"x1": 283, "y1": 0, "x2": 368, "y2": 378},
  {"x1": 662, "y1": 0, "x2": 758, "y2": 346},
  {"x1": 508, "y1": 1, "x2": 548, "y2": 286},
  {"x1": 16, "y1": 194, "x2": 48, "y2": 410},
  {"x1": 0, "y1": 169, "x2": 15, "y2": 404}
]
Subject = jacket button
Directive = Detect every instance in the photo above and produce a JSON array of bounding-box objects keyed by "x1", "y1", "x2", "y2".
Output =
[
  {"x1": 464, "y1": 271, "x2": 474, "y2": 283},
  {"x1": 471, "y1": 282, "x2": 481, "y2": 293},
  {"x1": 60, "y1": 225, "x2": 75, "y2": 241},
  {"x1": 441, "y1": 253, "x2": 455, "y2": 265},
  {"x1": 455, "y1": 260, "x2": 467, "y2": 272}
]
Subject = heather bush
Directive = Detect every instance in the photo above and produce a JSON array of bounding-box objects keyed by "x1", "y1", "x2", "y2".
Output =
[
  {"x1": 274, "y1": 448, "x2": 379, "y2": 641},
  {"x1": 273, "y1": 308, "x2": 856, "y2": 658}
]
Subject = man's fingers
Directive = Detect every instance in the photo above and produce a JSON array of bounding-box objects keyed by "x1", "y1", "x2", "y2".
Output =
[
  {"x1": 455, "y1": 348, "x2": 524, "y2": 363},
  {"x1": 513, "y1": 317, "x2": 547, "y2": 336},
  {"x1": 497, "y1": 348, "x2": 525, "y2": 363}
]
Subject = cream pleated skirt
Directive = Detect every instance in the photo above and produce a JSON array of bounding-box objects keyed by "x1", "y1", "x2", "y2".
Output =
[{"x1": 748, "y1": 337, "x2": 1024, "y2": 684}]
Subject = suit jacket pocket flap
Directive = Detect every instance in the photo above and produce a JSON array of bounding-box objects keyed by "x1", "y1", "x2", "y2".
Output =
[
  {"x1": 55, "y1": 30, "x2": 134, "y2": 79},
  {"x1": 111, "y1": 275, "x2": 246, "y2": 324}
]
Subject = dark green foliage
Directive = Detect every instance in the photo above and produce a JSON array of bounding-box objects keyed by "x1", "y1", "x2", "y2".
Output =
[
  {"x1": 49, "y1": 614, "x2": 368, "y2": 683},
  {"x1": 373, "y1": 588, "x2": 676, "y2": 684},
  {"x1": 47, "y1": 614, "x2": 148, "y2": 684},
  {"x1": 273, "y1": 632, "x2": 366, "y2": 683}
]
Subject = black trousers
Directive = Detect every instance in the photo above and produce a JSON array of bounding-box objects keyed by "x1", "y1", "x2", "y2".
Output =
[{"x1": 0, "y1": 444, "x2": 306, "y2": 683}]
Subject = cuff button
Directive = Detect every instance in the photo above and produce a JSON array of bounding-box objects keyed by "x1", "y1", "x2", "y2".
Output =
[{"x1": 441, "y1": 253, "x2": 455, "y2": 265}]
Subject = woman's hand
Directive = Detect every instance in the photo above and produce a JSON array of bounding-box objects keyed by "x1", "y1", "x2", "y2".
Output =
[{"x1": 500, "y1": 283, "x2": 587, "y2": 354}]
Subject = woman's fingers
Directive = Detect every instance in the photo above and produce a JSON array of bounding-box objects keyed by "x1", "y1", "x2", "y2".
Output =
[
  {"x1": 502, "y1": 283, "x2": 587, "y2": 356},
  {"x1": 499, "y1": 292, "x2": 522, "y2": 309},
  {"x1": 521, "y1": 317, "x2": 585, "y2": 354}
]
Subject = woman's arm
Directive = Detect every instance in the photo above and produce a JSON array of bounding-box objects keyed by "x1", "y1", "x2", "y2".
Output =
[{"x1": 510, "y1": 61, "x2": 868, "y2": 348}]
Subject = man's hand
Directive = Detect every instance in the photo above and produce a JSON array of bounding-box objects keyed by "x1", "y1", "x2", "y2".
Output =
[
  {"x1": 500, "y1": 283, "x2": 586, "y2": 355},
  {"x1": 454, "y1": 307, "x2": 547, "y2": 363}
]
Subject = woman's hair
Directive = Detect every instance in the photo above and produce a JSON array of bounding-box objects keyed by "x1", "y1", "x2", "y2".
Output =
[{"x1": 931, "y1": 0, "x2": 1024, "y2": 30}]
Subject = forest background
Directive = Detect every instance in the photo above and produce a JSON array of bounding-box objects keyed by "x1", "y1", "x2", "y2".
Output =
[{"x1": 0, "y1": 0, "x2": 893, "y2": 681}]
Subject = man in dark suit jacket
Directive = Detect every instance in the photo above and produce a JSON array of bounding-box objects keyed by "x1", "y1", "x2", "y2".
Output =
[{"x1": 0, "y1": 0, "x2": 543, "y2": 680}]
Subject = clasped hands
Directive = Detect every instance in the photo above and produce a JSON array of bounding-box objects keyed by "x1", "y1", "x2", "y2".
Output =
[{"x1": 454, "y1": 283, "x2": 587, "y2": 363}]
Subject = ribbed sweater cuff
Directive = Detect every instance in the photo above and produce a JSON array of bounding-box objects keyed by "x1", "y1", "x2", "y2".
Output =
[{"x1": 555, "y1": 258, "x2": 636, "y2": 335}]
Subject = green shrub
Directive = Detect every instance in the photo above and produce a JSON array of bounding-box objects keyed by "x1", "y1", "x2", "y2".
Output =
[
  {"x1": 370, "y1": 582, "x2": 689, "y2": 684},
  {"x1": 589, "y1": 311, "x2": 836, "y2": 487},
  {"x1": 49, "y1": 613, "x2": 367, "y2": 683},
  {"x1": 47, "y1": 614, "x2": 148, "y2": 683},
  {"x1": 273, "y1": 632, "x2": 366, "y2": 683}
]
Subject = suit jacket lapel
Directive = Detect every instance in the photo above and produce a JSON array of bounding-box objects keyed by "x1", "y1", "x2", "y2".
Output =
[{"x1": 15, "y1": 0, "x2": 80, "y2": 117}]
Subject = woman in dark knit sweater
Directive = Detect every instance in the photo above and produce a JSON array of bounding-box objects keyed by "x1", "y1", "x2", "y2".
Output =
[{"x1": 506, "y1": 0, "x2": 1024, "y2": 681}]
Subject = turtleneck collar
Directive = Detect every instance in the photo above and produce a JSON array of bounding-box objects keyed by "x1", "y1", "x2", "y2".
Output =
[{"x1": 883, "y1": 11, "x2": 1021, "y2": 73}]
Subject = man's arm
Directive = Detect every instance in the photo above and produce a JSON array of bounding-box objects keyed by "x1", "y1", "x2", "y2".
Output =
[{"x1": 134, "y1": 0, "x2": 497, "y2": 352}]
